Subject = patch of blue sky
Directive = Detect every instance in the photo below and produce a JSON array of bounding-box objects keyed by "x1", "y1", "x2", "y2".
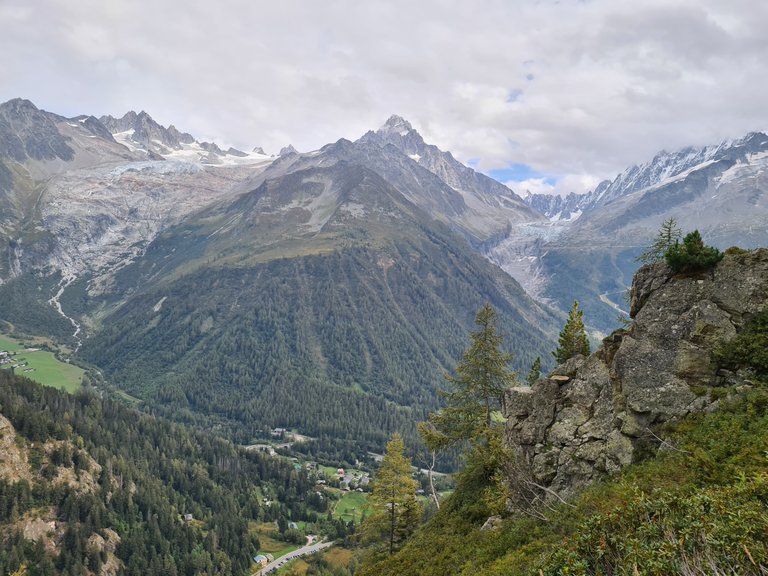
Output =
[{"x1": 487, "y1": 164, "x2": 556, "y2": 185}]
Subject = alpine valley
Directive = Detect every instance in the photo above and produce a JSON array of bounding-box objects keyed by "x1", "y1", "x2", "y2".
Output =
[
  {"x1": 0, "y1": 98, "x2": 558, "y2": 457},
  {"x1": 1, "y1": 96, "x2": 767, "y2": 457}
]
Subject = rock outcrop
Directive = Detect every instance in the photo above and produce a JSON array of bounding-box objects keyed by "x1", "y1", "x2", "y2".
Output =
[{"x1": 504, "y1": 249, "x2": 768, "y2": 501}]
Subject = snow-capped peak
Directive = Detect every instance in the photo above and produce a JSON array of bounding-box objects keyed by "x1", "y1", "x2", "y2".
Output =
[{"x1": 380, "y1": 115, "x2": 413, "y2": 136}]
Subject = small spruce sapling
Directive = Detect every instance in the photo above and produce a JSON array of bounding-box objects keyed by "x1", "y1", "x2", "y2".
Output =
[
  {"x1": 553, "y1": 301, "x2": 590, "y2": 364},
  {"x1": 526, "y1": 357, "x2": 541, "y2": 386}
]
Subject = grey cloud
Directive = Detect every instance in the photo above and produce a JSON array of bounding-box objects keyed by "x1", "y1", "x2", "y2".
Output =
[{"x1": 1, "y1": 0, "x2": 767, "y2": 194}]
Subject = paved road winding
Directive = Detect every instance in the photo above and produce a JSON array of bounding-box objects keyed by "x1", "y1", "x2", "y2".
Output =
[{"x1": 254, "y1": 540, "x2": 335, "y2": 575}]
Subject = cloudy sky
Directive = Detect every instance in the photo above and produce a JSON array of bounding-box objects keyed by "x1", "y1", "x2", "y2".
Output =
[{"x1": 2, "y1": 0, "x2": 767, "y2": 195}]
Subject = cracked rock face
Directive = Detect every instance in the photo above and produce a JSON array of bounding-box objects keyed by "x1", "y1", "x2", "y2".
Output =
[{"x1": 504, "y1": 249, "x2": 768, "y2": 500}]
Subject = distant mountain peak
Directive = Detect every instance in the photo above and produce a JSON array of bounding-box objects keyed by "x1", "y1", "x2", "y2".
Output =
[
  {"x1": 0, "y1": 97, "x2": 75, "y2": 163},
  {"x1": 279, "y1": 144, "x2": 298, "y2": 156},
  {"x1": 0, "y1": 97, "x2": 39, "y2": 114},
  {"x1": 380, "y1": 114, "x2": 414, "y2": 135}
]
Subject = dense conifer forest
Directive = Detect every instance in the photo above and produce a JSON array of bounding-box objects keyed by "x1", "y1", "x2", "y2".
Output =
[
  {"x1": 79, "y1": 244, "x2": 556, "y2": 457},
  {"x1": 0, "y1": 371, "x2": 349, "y2": 576}
]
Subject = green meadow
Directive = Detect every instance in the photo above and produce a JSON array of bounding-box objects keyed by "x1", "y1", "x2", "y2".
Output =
[
  {"x1": 0, "y1": 334, "x2": 84, "y2": 392},
  {"x1": 332, "y1": 490, "x2": 369, "y2": 523}
]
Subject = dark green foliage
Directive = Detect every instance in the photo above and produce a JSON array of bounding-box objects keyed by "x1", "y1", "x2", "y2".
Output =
[
  {"x1": 0, "y1": 272, "x2": 74, "y2": 340},
  {"x1": 553, "y1": 301, "x2": 590, "y2": 364},
  {"x1": 423, "y1": 304, "x2": 518, "y2": 449},
  {"x1": 665, "y1": 229, "x2": 724, "y2": 273},
  {"x1": 80, "y1": 245, "x2": 556, "y2": 457},
  {"x1": 526, "y1": 357, "x2": 541, "y2": 386},
  {"x1": 357, "y1": 389, "x2": 768, "y2": 576},
  {"x1": 416, "y1": 306, "x2": 518, "y2": 528},
  {"x1": 0, "y1": 371, "x2": 339, "y2": 576},
  {"x1": 713, "y1": 309, "x2": 768, "y2": 381}
]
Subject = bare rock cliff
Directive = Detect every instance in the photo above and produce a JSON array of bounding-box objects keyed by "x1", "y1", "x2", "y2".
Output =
[{"x1": 503, "y1": 248, "x2": 768, "y2": 500}]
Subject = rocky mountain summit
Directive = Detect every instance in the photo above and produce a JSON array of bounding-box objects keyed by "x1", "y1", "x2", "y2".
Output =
[
  {"x1": 100, "y1": 110, "x2": 195, "y2": 153},
  {"x1": 100, "y1": 109, "x2": 269, "y2": 164},
  {"x1": 526, "y1": 131, "x2": 768, "y2": 221},
  {"x1": 359, "y1": 115, "x2": 542, "y2": 244},
  {"x1": 0, "y1": 98, "x2": 76, "y2": 163},
  {"x1": 0, "y1": 99, "x2": 274, "y2": 287},
  {"x1": 504, "y1": 248, "x2": 768, "y2": 502}
]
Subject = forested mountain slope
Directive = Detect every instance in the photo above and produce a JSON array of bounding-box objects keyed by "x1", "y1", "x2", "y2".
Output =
[
  {"x1": 0, "y1": 99, "x2": 558, "y2": 459},
  {"x1": 0, "y1": 371, "x2": 331, "y2": 576},
  {"x1": 79, "y1": 163, "x2": 558, "y2": 451}
]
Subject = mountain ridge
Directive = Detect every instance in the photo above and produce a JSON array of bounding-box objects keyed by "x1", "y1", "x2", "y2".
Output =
[
  {"x1": 78, "y1": 156, "x2": 559, "y2": 450},
  {"x1": 525, "y1": 131, "x2": 768, "y2": 220},
  {"x1": 2, "y1": 96, "x2": 767, "y2": 457},
  {"x1": 490, "y1": 131, "x2": 768, "y2": 330}
]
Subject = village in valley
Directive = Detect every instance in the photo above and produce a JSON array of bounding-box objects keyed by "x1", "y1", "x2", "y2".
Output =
[
  {"x1": 0, "y1": 348, "x2": 37, "y2": 374},
  {"x1": 257, "y1": 427, "x2": 373, "y2": 493}
]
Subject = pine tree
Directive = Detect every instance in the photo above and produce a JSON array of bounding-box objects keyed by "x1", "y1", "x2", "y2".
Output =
[
  {"x1": 526, "y1": 357, "x2": 541, "y2": 386},
  {"x1": 637, "y1": 217, "x2": 682, "y2": 263},
  {"x1": 363, "y1": 433, "x2": 421, "y2": 555},
  {"x1": 553, "y1": 301, "x2": 590, "y2": 364}
]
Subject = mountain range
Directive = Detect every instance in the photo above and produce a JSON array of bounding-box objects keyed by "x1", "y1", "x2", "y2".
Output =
[
  {"x1": 1, "y1": 96, "x2": 766, "y2": 452},
  {"x1": 515, "y1": 131, "x2": 768, "y2": 328},
  {"x1": 0, "y1": 99, "x2": 556, "y2": 453}
]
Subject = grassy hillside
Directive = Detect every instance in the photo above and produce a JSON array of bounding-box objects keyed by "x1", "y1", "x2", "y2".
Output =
[{"x1": 356, "y1": 386, "x2": 768, "y2": 575}]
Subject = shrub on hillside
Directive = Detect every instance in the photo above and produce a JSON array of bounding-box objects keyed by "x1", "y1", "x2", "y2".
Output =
[
  {"x1": 665, "y1": 230, "x2": 723, "y2": 273},
  {"x1": 714, "y1": 309, "x2": 768, "y2": 382}
]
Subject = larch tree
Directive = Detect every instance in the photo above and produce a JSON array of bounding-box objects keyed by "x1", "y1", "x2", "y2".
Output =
[
  {"x1": 363, "y1": 433, "x2": 421, "y2": 556},
  {"x1": 553, "y1": 301, "x2": 590, "y2": 364},
  {"x1": 415, "y1": 305, "x2": 520, "y2": 516},
  {"x1": 637, "y1": 217, "x2": 682, "y2": 263},
  {"x1": 426, "y1": 303, "x2": 518, "y2": 446}
]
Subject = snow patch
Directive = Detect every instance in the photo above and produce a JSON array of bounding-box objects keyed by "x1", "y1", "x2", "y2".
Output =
[
  {"x1": 112, "y1": 129, "x2": 274, "y2": 167},
  {"x1": 716, "y1": 150, "x2": 768, "y2": 187}
]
